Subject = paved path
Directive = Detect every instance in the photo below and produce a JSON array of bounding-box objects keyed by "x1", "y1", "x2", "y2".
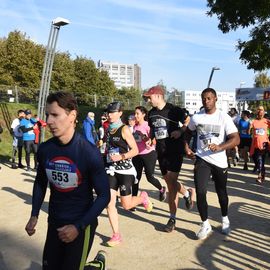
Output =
[{"x1": 0, "y1": 158, "x2": 269, "y2": 270}]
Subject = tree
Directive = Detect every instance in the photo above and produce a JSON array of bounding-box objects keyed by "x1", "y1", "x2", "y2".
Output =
[
  {"x1": 207, "y1": 0, "x2": 270, "y2": 70},
  {"x1": 247, "y1": 72, "x2": 270, "y2": 111},
  {"x1": 115, "y1": 87, "x2": 142, "y2": 109}
]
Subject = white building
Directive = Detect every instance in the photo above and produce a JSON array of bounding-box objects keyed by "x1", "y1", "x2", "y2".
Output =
[
  {"x1": 180, "y1": 90, "x2": 236, "y2": 114},
  {"x1": 97, "y1": 60, "x2": 141, "y2": 89}
]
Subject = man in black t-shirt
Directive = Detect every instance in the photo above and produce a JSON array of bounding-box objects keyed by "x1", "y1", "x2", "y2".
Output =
[{"x1": 143, "y1": 85, "x2": 195, "y2": 232}]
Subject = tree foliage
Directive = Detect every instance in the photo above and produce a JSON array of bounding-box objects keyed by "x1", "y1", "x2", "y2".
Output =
[
  {"x1": 207, "y1": 0, "x2": 270, "y2": 70},
  {"x1": 247, "y1": 72, "x2": 270, "y2": 111},
  {"x1": 0, "y1": 30, "x2": 118, "y2": 105}
]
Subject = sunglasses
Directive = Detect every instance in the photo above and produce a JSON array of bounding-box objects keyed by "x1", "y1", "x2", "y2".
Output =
[{"x1": 101, "y1": 118, "x2": 106, "y2": 120}]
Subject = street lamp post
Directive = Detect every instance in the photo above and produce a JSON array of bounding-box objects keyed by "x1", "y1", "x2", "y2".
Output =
[
  {"x1": 207, "y1": 67, "x2": 220, "y2": 88},
  {"x1": 37, "y1": 17, "x2": 69, "y2": 142}
]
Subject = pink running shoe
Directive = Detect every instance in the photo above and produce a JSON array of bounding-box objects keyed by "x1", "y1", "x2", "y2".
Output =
[
  {"x1": 107, "y1": 233, "x2": 122, "y2": 247},
  {"x1": 140, "y1": 191, "x2": 153, "y2": 212}
]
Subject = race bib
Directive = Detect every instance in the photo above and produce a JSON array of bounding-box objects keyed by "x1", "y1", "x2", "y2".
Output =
[
  {"x1": 255, "y1": 128, "x2": 265, "y2": 135},
  {"x1": 107, "y1": 147, "x2": 120, "y2": 163},
  {"x1": 46, "y1": 157, "x2": 81, "y2": 192},
  {"x1": 154, "y1": 127, "x2": 168, "y2": 140},
  {"x1": 199, "y1": 133, "x2": 217, "y2": 151}
]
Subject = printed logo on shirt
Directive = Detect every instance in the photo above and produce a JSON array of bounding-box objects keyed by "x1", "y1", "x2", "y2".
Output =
[
  {"x1": 45, "y1": 156, "x2": 82, "y2": 192},
  {"x1": 152, "y1": 118, "x2": 168, "y2": 140}
]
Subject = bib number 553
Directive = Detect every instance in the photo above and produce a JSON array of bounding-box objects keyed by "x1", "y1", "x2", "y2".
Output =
[{"x1": 52, "y1": 171, "x2": 69, "y2": 182}]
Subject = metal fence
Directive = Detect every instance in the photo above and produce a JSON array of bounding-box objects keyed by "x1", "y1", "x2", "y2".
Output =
[{"x1": 0, "y1": 85, "x2": 146, "y2": 110}]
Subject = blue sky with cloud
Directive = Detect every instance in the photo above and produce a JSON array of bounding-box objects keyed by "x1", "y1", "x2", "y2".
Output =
[{"x1": 0, "y1": 0, "x2": 256, "y2": 92}]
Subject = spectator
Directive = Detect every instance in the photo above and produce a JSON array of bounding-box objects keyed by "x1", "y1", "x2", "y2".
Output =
[
  {"x1": 83, "y1": 112, "x2": 98, "y2": 145},
  {"x1": 10, "y1": 109, "x2": 25, "y2": 169},
  {"x1": 20, "y1": 109, "x2": 38, "y2": 171}
]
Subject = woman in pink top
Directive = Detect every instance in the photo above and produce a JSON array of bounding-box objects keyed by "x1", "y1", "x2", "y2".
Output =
[
  {"x1": 249, "y1": 106, "x2": 270, "y2": 183},
  {"x1": 132, "y1": 106, "x2": 166, "y2": 201}
]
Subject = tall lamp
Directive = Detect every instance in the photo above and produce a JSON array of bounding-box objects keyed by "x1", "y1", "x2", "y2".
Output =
[
  {"x1": 37, "y1": 17, "x2": 70, "y2": 142},
  {"x1": 207, "y1": 67, "x2": 220, "y2": 88}
]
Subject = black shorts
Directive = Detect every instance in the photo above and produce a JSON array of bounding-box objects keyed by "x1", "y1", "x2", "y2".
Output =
[
  {"x1": 157, "y1": 152, "x2": 183, "y2": 176},
  {"x1": 108, "y1": 173, "x2": 135, "y2": 196},
  {"x1": 239, "y1": 137, "x2": 252, "y2": 149}
]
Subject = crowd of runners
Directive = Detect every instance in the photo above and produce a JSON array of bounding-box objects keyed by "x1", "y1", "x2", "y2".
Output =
[{"x1": 2, "y1": 85, "x2": 269, "y2": 269}]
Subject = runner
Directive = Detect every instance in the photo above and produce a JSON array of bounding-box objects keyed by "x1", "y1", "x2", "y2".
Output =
[
  {"x1": 105, "y1": 101, "x2": 153, "y2": 247},
  {"x1": 132, "y1": 105, "x2": 166, "y2": 201},
  {"x1": 249, "y1": 105, "x2": 270, "y2": 184},
  {"x1": 143, "y1": 85, "x2": 195, "y2": 233},
  {"x1": 184, "y1": 88, "x2": 240, "y2": 239},
  {"x1": 238, "y1": 110, "x2": 252, "y2": 170},
  {"x1": 25, "y1": 91, "x2": 110, "y2": 270}
]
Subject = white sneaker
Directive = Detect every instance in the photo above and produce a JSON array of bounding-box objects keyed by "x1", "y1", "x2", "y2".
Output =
[
  {"x1": 221, "y1": 216, "x2": 231, "y2": 235},
  {"x1": 196, "y1": 223, "x2": 212, "y2": 240},
  {"x1": 221, "y1": 222, "x2": 231, "y2": 235}
]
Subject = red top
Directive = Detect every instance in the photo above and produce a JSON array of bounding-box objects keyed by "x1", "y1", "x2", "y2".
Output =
[{"x1": 250, "y1": 118, "x2": 270, "y2": 155}]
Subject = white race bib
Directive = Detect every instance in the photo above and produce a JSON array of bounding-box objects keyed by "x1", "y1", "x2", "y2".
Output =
[
  {"x1": 46, "y1": 157, "x2": 81, "y2": 192},
  {"x1": 154, "y1": 127, "x2": 168, "y2": 140}
]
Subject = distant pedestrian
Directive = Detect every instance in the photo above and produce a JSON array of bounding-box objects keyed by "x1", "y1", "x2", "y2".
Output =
[
  {"x1": 127, "y1": 114, "x2": 136, "y2": 133},
  {"x1": 98, "y1": 113, "x2": 108, "y2": 161},
  {"x1": 238, "y1": 110, "x2": 251, "y2": 170},
  {"x1": 0, "y1": 122, "x2": 3, "y2": 171},
  {"x1": 184, "y1": 88, "x2": 240, "y2": 240},
  {"x1": 10, "y1": 109, "x2": 25, "y2": 169},
  {"x1": 25, "y1": 91, "x2": 110, "y2": 270},
  {"x1": 20, "y1": 109, "x2": 38, "y2": 171},
  {"x1": 83, "y1": 112, "x2": 98, "y2": 145}
]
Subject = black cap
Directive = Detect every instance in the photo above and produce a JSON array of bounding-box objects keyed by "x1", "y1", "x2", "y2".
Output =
[
  {"x1": 107, "y1": 102, "x2": 122, "y2": 113},
  {"x1": 24, "y1": 109, "x2": 32, "y2": 115}
]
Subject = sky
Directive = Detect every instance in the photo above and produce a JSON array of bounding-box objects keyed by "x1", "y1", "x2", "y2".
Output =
[{"x1": 0, "y1": 0, "x2": 257, "y2": 92}]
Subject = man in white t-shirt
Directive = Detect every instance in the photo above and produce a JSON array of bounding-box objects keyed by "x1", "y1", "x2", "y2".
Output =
[
  {"x1": 184, "y1": 88, "x2": 240, "y2": 240},
  {"x1": 10, "y1": 109, "x2": 25, "y2": 169}
]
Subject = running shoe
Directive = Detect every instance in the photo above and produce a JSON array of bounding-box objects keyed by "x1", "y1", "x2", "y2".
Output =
[
  {"x1": 107, "y1": 233, "x2": 122, "y2": 247},
  {"x1": 184, "y1": 188, "x2": 195, "y2": 210},
  {"x1": 26, "y1": 166, "x2": 31, "y2": 172},
  {"x1": 243, "y1": 164, "x2": 248, "y2": 170},
  {"x1": 164, "y1": 218, "x2": 176, "y2": 232},
  {"x1": 18, "y1": 164, "x2": 25, "y2": 169},
  {"x1": 140, "y1": 191, "x2": 153, "y2": 212},
  {"x1": 196, "y1": 223, "x2": 212, "y2": 240},
  {"x1": 221, "y1": 222, "x2": 231, "y2": 235},
  {"x1": 11, "y1": 163, "x2": 17, "y2": 169},
  {"x1": 85, "y1": 250, "x2": 107, "y2": 270},
  {"x1": 159, "y1": 186, "x2": 167, "y2": 202}
]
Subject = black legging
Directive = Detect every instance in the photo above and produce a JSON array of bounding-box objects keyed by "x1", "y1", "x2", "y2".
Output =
[
  {"x1": 132, "y1": 150, "x2": 162, "y2": 196},
  {"x1": 43, "y1": 223, "x2": 97, "y2": 270},
  {"x1": 194, "y1": 157, "x2": 228, "y2": 222},
  {"x1": 252, "y1": 148, "x2": 266, "y2": 175},
  {"x1": 24, "y1": 140, "x2": 38, "y2": 168}
]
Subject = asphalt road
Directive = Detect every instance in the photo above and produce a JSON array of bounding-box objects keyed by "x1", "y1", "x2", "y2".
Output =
[{"x1": 0, "y1": 158, "x2": 269, "y2": 270}]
